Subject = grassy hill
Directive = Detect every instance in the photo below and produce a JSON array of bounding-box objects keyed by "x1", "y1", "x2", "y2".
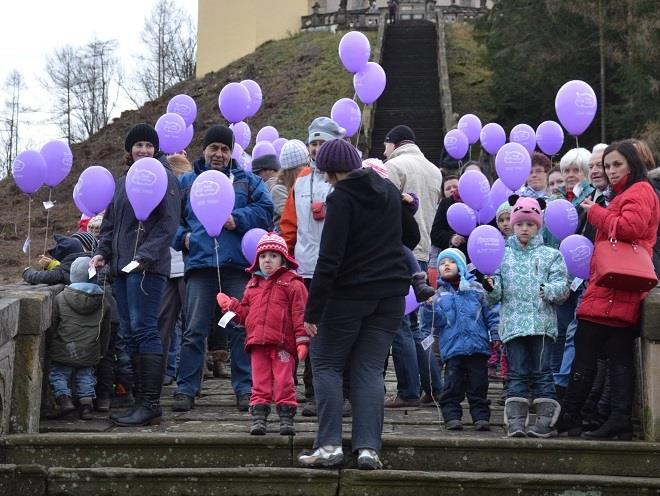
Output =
[{"x1": 0, "y1": 30, "x2": 375, "y2": 283}]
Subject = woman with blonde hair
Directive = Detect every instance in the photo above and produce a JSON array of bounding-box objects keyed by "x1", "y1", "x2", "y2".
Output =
[{"x1": 272, "y1": 140, "x2": 310, "y2": 230}]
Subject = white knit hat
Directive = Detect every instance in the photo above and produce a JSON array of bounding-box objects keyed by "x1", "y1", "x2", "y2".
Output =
[{"x1": 279, "y1": 139, "x2": 309, "y2": 170}]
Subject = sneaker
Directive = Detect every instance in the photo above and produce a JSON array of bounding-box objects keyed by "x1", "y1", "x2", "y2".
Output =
[
  {"x1": 357, "y1": 448, "x2": 383, "y2": 470},
  {"x1": 445, "y1": 419, "x2": 463, "y2": 430},
  {"x1": 236, "y1": 394, "x2": 251, "y2": 412},
  {"x1": 298, "y1": 445, "x2": 343, "y2": 468},
  {"x1": 172, "y1": 393, "x2": 194, "y2": 412},
  {"x1": 474, "y1": 420, "x2": 491, "y2": 431},
  {"x1": 301, "y1": 399, "x2": 317, "y2": 417},
  {"x1": 384, "y1": 396, "x2": 420, "y2": 408}
]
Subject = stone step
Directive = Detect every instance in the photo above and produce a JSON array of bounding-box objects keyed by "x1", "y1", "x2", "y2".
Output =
[
  {"x1": 6, "y1": 465, "x2": 659, "y2": 496},
  {"x1": 3, "y1": 433, "x2": 659, "y2": 478}
]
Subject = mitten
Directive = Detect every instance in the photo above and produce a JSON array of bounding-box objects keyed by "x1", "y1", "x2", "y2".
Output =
[
  {"x1": 297, "y1": 344, "x2": 309, "y2": 362},
  {"x1": 216, "y1": 292, "x2": 232, "y2": 312}
]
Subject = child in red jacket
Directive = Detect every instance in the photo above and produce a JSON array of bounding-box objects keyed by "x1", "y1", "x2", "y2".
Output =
[{"x1": 217, "y1": 232, "x2": 309, "y2": 436}]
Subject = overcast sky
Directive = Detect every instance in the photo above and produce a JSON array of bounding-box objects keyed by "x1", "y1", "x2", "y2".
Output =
[{"x1": 0, "y1": 0, "x2": 198, "y2": 149}]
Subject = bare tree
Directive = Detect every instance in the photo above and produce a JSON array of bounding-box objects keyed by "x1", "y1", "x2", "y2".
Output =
[
  {"x1": 0, "y1": 70, "x2": 26, "y2": 177},
  {"x1": 42, "y1": 45, "x2": 79, "y2": 144},
  {"x1": 134, "y1": 0, "x2": 197, "y2": 102}
]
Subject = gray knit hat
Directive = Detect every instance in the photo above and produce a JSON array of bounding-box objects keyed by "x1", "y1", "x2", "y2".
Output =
[
  {"x1": 315, "y1": 139, "x2": 362, "y2": 172},
  {"x1": 308, "y1": 117, "x2": 345, "y2": 143},
  {"x1": 70, "y1": 256, "x2": 91, "y2": 284},
  {"x1": 279, "y1": 139, "x2": 309, "y2": 170}
]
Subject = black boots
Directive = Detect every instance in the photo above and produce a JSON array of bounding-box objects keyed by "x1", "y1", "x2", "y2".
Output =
[
  {"x1": 250, "y1": 404, "x2": 270, "y2": 435},
  {"x1": 112, "y1": 354, "x2": 163, "y2": 427},
  {"x1": 412, "y1": 272, "x2": 435, "y2": 302},
  {"x1": 278, "y1": 405, "x2": 297, "y2": 436},
  {"x1": 110, "y1": 355, "x2": 141, "y2": 421},
  {"x1": 556, "y1": 368, "x2": 596, "y2": 437},
  {"x1": 584, "y1": 365, "x2": 634, "y2": 441}
]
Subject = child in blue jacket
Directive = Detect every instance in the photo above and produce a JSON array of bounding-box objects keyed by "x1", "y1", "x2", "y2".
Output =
[{"x1": 424, "y1": 248, "x2": 500, "y2": 431}]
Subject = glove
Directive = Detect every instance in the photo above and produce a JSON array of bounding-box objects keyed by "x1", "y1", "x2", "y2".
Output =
[
  {"x1": 297, "y1": 344, "x2": 309, "y2": 362},
  {"x1": 482, "y1": 277, "x2": 495, "y2": 293},
  {"x1": 216, "y1": 292, "x2": 232, "y2": 312}
]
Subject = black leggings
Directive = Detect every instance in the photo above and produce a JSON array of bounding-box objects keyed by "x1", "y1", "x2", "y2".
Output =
[{"x1": 573, "y1": 320, "x2": 636, "y2": 375}]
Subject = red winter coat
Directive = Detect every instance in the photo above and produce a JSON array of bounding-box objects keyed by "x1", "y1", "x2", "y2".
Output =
[
  {"x1": 229, "y1": 268, "x2": 309, "y2": 355},
  {"x1": 577, "y1": 180, "x2": 660, "y2": 328}
]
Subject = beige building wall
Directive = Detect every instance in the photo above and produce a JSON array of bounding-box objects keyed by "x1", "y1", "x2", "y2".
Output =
[{"x1": 196, "y1": 0, "x2": 310, "y2": 78}]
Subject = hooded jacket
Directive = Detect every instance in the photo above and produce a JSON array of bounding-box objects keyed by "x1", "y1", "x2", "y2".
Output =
[
  {"x1": 304, "y1": 168, "x2": 416, "y2": 323},
  {"x1": 49, "y1": 283, "x2": 110, "y2": 367},
  {"x1": 487, "y1": 233, "x2": 569, "y2": 342},
  {"x1": 173, "y1": 158, "x2": 274, "y2": 272},
  {"x1": 577, "y1": 179, "x2": 660, "y2": 328},
  {"x1": 23, "y1": 250, "x2": 92, "y2": 286},
  {"x1": 384, "y1": 143, "x2": 443, "y2": 262},
  {"x1": 228, "y1": 267, "x2": 309, "y2": 355},
  {"x1": 421, "y1": 274, "x2": 500, "y2": 362}
]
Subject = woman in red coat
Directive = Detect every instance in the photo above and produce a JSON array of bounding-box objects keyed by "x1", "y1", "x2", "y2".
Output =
[{"x1": 558, "y1": 140, "x2": 660, "y2": 440}]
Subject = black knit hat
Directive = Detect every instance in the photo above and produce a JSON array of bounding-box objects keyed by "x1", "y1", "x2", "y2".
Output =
[
  {"x1": 124, "y1": 123, "x2": 159, "y2": 152},
  {"x1": 251, "y1": 154, "x2": 281, "y2": 174},
  {"x1": 385, "y1": 125, "x2": 416, "y2": 145},
  {"x1": 203, "y1": 125, "x2": 234, "y2": 150},
  {"x1": 315, "y1": 139, "x2": 362, "y2": 172}
]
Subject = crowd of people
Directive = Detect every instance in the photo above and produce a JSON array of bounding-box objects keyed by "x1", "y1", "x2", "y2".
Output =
[{"x1": 25, "y1": 116, "x2": 660, "y2": 470}]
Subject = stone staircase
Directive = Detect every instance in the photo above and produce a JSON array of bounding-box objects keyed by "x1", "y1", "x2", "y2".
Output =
[
  {"x1": 369, "y1": 20, "x2": 444, "y2": 164},
  {"x1": 2, "y1": 366, "x2": 660, "y2": 495}
]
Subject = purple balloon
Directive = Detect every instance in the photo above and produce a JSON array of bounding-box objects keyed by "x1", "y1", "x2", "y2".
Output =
[
  {"x1": 509, "y1": 124, "x2": 536, "y2": 155},
  {"x1": 480, "y1": 123, "x2": 506, "y2": 155},
  {"x1": 444, "y1": 129, "x2": 469, "y2": 160},
  {"x1": 545, "y1": 199, "x2": 579, "y2": 241},
  {"x1": 353, "y1": 62, "x2": 386, "y2": 104},
  {"x1": 256, "y1": 126, "x2": 279, "y2": 143},
  {"x1": 338, "y1": 31, "x2": 370, "y2": 73},
  {"x1": 12, "y1": 150, "x2": 46, "y2": 194},
  {"x1": 167, "y1": 94, "x2": 197, "y2": 126},
  {"x1": 490, "y1": 178, "x2": 514, "y2": 210},
  {"x1": 252, "y1": 141, "x2": 276, "y2": 160},
  {"x1": 536, "y1": 120, "x2": 564, "y2": 156},
  {"x1": 477, "y1": 201, "x2": 497, "y2": 225},
  {"x1": 125, "y1": 158, "x2": 167, "y2": 221},
  {"x1": 447, "y1": 202, "x2": 477, "y2": 236},
  {"x1": 230, "y1": 121, "x2": 251, "y2": 150},
  {"x1": 218, "y1": 82, "x2": 251, "y2": 124},
  {"x1": 458, "y1": 170, "x2": 491, "y2": 211},
  {"x1": 560, "y1": 234, "x2": 593, "y2": 280},
  {"x1": 73, "y1": 182, "x2": 94, "y2": 217},
  {"x1": 458, "y1": 114, "x2": 482, "y2": 145},
  {"x1": 241, "y1": 228, "x2": 268, "y2": 265},
  {"x1": 241, "y1": 80, "x2": 262, "y2": 118},
  {"x1": 495, "y1": 142, "x2": 532, "y2": 191},
  {"x1": 467, "y1": 225, "x2": 505, "y2": 275},
  {"x1": 41, "y1": 140, "x2": 73, "y2": 187},
  {"x1": 77, "y1": 165, "x2": 115, "y2": 215},
  {"x1": 232, "y1": 145, "x2": 251, "y2": 171},
  {"x1": 190, "y1": 170, "x2": 236, "y2": 238},
  {"x1": 273, "y1": 138, "x2": 288, "y2": 156},
  {"x1": 155, "y1": 113, "x2": 188, "y2": 153},
  {"x1": 404, "y1": 286, "x2": 420, "y2": 316},
  {"x1": 331, "y1": 98, "x2": 362, "y2": 138},
  {"x1": 555, "y1": 80, "x2": 597, "y2": 136}
]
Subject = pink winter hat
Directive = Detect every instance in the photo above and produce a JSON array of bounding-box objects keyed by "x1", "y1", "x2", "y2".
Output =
[{"x1": 509, "y1": 196, "x2": 544, "y2": 229}]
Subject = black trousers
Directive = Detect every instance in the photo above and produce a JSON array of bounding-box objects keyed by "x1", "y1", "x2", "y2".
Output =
[{"x1": 440, "y1": 354, "x2": 490, "y2": 422}]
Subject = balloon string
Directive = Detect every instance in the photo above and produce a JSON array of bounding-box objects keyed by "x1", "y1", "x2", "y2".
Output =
[
  {"x1": 27, "y1": 195, "x2": 32, "y2": 265},
  {"x1": 214, "y1": 238, "x2": 222, "y2": 293},
  {"x1": 132, "y1": 221, "x2": 143, "y2": 261},
  {"x1": 355, "y1": 103, "x2": 365, "y2": 149},
  {"x1": 574, "y1": 136, "x2": 579, "y2": 149},
  {"x1": 469, "y1": 145, "x2": 472, "y2": 162},
  {"x1": 44, "y1": 188, "x2": 52, "y2": 255}
]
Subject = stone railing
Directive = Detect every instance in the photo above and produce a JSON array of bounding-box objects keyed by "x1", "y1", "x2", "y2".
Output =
[
  {"x1": 641, "y1": 288, "x2": 660, "y2": 441},
  {"x1": 301, "y1": 8, "x2": 383, "y2": 32}
]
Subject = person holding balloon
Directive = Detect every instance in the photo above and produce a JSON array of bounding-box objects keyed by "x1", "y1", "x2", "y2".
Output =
[
  {"x1": 172, "y1": 124, "x2": 273, "y2": 413},
  {"x1": 484, "y1": 195, "x2": 569, "y2": 438},
  {"x1": 91, "y1": 123, "x2": 182, "y2": 427}
]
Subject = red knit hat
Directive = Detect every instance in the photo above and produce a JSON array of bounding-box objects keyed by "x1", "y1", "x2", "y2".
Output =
[{"x1": 247, "y1": 232, "x2": 299, "y2": 272}]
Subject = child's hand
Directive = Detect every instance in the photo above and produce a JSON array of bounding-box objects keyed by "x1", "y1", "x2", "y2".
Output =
[
  {"x1": 401, "y1": 193, "x2": 413, "y2": 204},
  {"x1": 483, "y1": 277, "x2": 495, "y2": 292},
  {"x1": 297, "y1": 344, "x2": 309, "y2": 361},
  {"x1": 216, "y1": 292, "x2": 232, "y2": 312}
]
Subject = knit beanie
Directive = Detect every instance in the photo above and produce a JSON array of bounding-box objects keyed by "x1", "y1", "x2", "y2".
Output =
[
  {"x1": 496, "y1": 201, "x2": 512, "y2": 221},
  {"x1": 308, "y1": 117, "x2": 345, "y2": 143},
  {"x1": 315, "y1": 139, "x2": 362, "y2": 173},
  {"x1": 203, "y1": 125, "x2": 234, "y2": 150},
  {"x1": 248, "y1": 232, "x2": 299, "y2": 272},
  {"x1": 251, "y1": 154, "x2": 280, "y2": 174},
  {"x1": 385, "y1": 125, "x2": 416, "y2": 145},
  {"x1": 124, "y1": 123, "x2": 159, "y2": 152},
  {"x1": 279, "y1": 139, "x2": 310, "y2": 170},
  {"x1": 437, "y1": 248, "x2": 471, "y2": 291},
  {"x1": 69, "y1": 256, "x2": 91, "y2": 284},
  {"x1": 509, "y1": 196, "x2": 543, "y2": 229},
  {"x1": 362, "y1": 158, "x2": 389, "y2": 179},
  {"x1": 71, "y1": 231, "x2": 98, "y2": 252}
]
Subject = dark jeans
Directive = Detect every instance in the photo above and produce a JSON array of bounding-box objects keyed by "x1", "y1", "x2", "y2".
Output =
[
  {"x1": 417, "y1": 302, "x2": 444, "y2": 395},
  {"x1": 506, "y1": 335, "x2": 556, "y2": 400},
  {"x1": 113, "y1": 272, "x2": 167, "y2": 355},
  {"x1": 312, "y1": 296, "x2": 404, "y2": 453},
  {"x1": 176, "y1": 268, "x2": 251, "y2": 398},
  {"x1": 158, "y1": 277, "x2": 185, "y2": 373},
  {"x1": 440, "y1": 354, "x2": 489, "y2": 422},
  {"x1": 552, "y1": 287, "x2": 581, "y2": 373}
]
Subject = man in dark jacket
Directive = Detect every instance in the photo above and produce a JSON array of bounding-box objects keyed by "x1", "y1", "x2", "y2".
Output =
[{"x1": 172, "y1": 125, "x2": 273, "y2": 412}]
